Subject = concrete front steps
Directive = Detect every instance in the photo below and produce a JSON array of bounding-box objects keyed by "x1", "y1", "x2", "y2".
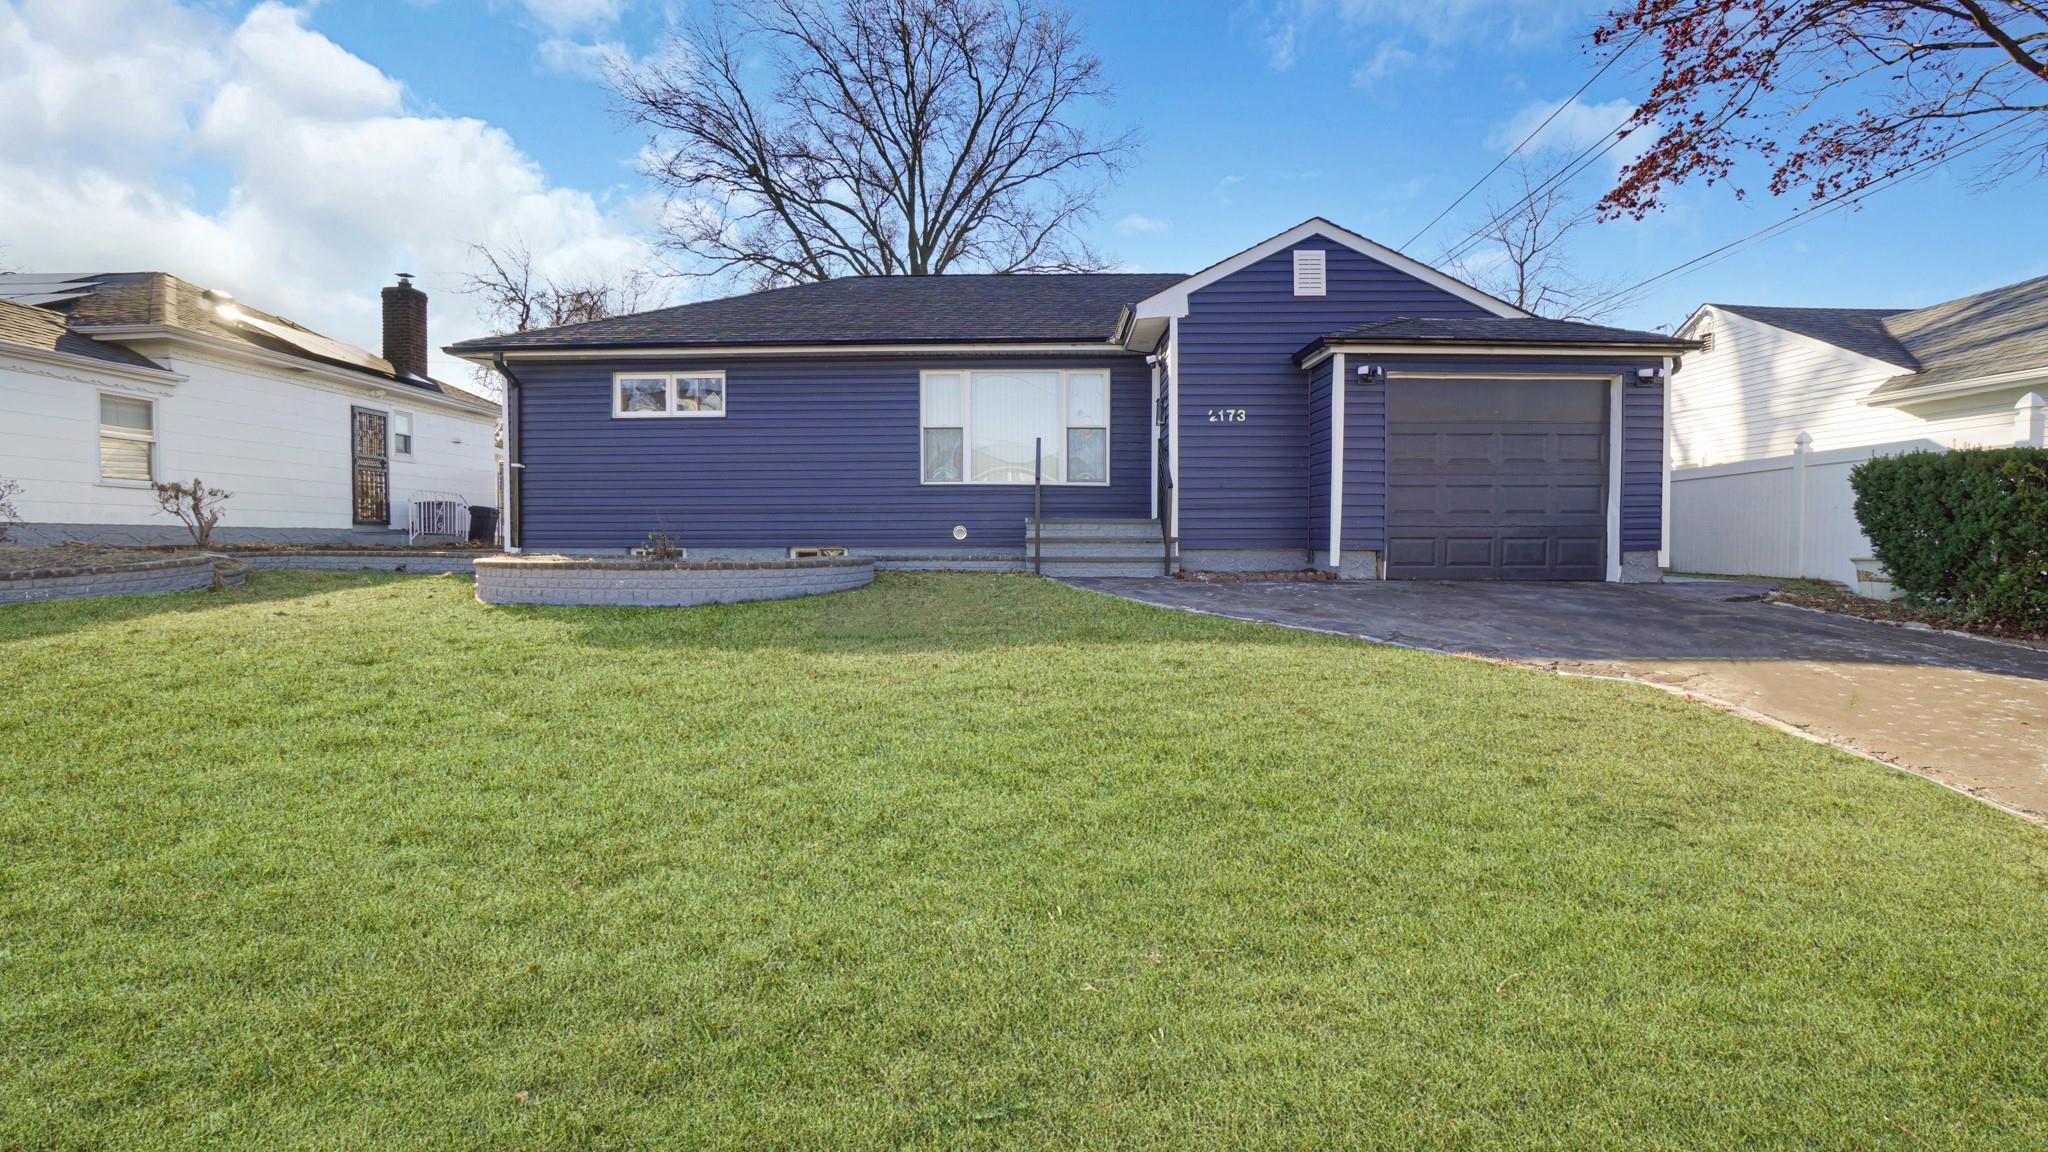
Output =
[{"x1": 1026, "y1": 517, "x2": 1174, "y2": 578}]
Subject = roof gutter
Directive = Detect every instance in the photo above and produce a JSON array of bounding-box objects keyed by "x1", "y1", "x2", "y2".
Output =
[
  {"x1": 454, "y1": 340, "x2": 1129, "y2": 363},
  {"x1": 0, "y1": 339, "x2": 186, "y2": 386},
  {"x1": 74, "y1": 323, "x2": 499, "y2": 417},
  {"x1": 1862, "y1": 364, "x2": 2048, "y2": 407},
  {"x1": 493, "y1": 352, "x2": 523, "y2": 554},
  {"x1": 1296, "y1": 340, "x2": 1700, "y2": 371}
]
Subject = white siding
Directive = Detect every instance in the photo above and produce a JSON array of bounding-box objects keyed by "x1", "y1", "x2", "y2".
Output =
[
  {"x1": 1667, "y1": 306, "x2": 2039, "y2": 583},
  {"x1": 1671, "y1": 307, "x2": 2022, "y2": 463},
  {"x1": 0, "y1": 346, "x2": 498, "y2": 535}
]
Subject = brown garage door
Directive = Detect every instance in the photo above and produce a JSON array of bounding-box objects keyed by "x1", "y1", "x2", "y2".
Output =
[{"x1": 1385, "y1": 378, "x2": 1607, "y2": 580}]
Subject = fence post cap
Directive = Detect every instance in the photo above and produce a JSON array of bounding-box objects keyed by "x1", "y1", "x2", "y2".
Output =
[
  {"x1": 1794, "y1": 431, "x2": 1813, "y2": 449},
  {"x1": 2016, "y1": 391, "x2": 2046, "y2": 410}
]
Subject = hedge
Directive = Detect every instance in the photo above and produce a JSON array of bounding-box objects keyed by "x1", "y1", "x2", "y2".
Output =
[{"x1": 1849, "y1": 447, "x2": 2048, "y2": 630}]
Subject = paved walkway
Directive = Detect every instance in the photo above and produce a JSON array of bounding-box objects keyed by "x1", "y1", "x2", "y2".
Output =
[{"x1": 1065, "y1": 577, "x2": 2048, "y2": 823}]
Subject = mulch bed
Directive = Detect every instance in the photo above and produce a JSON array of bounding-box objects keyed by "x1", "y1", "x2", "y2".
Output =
[
  {"x1": 0, "y1": 544, "x2": 202, "y2": 572},
  {"x1": 1769, "y1": 579, "x2": 2047, "y2": 646},
  {"x1": 1178, "y1": 568, "x2": 1338, "y2": 583}
]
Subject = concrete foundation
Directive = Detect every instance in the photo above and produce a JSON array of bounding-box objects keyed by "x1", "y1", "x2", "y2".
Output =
[
  {"x1": 1619, "y1": 551, "x2": 1662, "y2": 584},
  {"x1": 1179, "y1": 548, "x2": 1314, "y2": 574}
]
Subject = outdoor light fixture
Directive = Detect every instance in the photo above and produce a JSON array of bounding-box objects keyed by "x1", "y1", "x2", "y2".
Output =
[
  {"x1": 1635, "y1": 367, "x2": 1666, "y2": 387},
  {"x1": 1356, "y1": 364, "x2": 1387, "y2": 385}
]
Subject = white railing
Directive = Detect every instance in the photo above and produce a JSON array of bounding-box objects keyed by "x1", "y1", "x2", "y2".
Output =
[{"x1": 407, "y1": 491, "x2": 470, "y2": 543}]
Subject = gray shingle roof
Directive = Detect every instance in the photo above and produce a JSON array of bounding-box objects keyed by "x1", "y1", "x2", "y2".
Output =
[
  {"x1": 1869, "y1": 274, "x2": 2048, "y2": 396},
  {"x1": 445, "y1": 273, "x2": 1191, "y2": 353},
  {"x1": 0, "y1": 297, "x2": 166, "y2": 372},
  {"x1": 1298, "y1": 316, "x2": 1693, "y2": 363},
  {"x1": 1716, "y1": 275, "x2": 2048, "y2": 398},
  {"x1": 0, "y1": 273, "x2": 492, "y2": 407},
  {"x1": 1713, "y1": 304, "x2": 1917, "y2": 367}
]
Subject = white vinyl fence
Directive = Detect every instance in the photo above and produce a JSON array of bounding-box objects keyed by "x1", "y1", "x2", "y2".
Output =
[
  {"x1": 1669, "y1": 436, "x2": 1879, "y2": 585},
  {"x1": 1670, "y1": 395, "x2": 2047, "y2": 586}
]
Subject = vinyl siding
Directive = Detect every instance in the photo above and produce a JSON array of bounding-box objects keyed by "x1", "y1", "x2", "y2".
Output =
[
  {"x1": 1339, "y1": 355, "x2": 1667, "y2": 555},
  {"x1": 513, "y1": 353, "x2": 1150, "y2": 552},
  {"x1": 1305, "y1": 359, "x2": 1331, "y2": 553},
  {"x1": 0, "y1": 346, "x2": 497, "y2": 531},
  {"x1": 1176, "y1": 240, "x2": 1496, "y2": 551},
  {"x1": 1670, "y1": 307, "x2": 2020, "y2": 463}
]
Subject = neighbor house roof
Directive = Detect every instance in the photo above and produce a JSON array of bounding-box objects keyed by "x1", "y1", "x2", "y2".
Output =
[
  {"x1": 0, "y1": 272, "x2": 492, "y2": 408},
  {"x1": 1867, "y1": 274, "x2": 2048, "y2": 397},
  {"x1": 1712, "y1": 305, "x2": 1917, "y2": 368},
  {"x1": 1296, "y1": 316, "x2": 1694, "y2": 364},
  {"x1": 1709, "y1": 274, "x2": 2048, "y2": 402},
  {"x1": 446, "y1": 273, "x2": 1191, "y2": 354},
  {"x1": 0, "y1": 297, "x2": 167, "y2": 372}
]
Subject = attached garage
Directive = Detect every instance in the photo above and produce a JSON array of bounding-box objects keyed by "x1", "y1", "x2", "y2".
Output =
[{"x1": 1384, "y1": 378, "x2": 1609, "y2": 580}]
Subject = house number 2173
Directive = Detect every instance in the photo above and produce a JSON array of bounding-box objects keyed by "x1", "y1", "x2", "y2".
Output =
[{"x1": 1207, "y1": 408, "x2": 1248, "y2": 423}]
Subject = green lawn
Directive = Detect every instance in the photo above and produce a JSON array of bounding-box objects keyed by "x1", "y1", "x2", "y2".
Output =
[{"x1": 3, "y1": 571, "x2": 2045, "y2": 1149}]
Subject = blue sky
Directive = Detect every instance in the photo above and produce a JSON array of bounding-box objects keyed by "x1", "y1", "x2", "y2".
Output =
[{"x1": 4, "y1": 0, "x2": 2043, "y2": 380}]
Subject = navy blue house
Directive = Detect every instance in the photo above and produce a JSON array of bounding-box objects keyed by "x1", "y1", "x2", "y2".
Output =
[{"x1": 448, "y1": 219, "x2": 1693, "y2": 581}]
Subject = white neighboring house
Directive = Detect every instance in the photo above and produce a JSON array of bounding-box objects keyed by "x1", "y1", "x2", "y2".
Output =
[
  {"x1": 0, "y1": 272, "x2": 500, "y2": 546},
  {"x1": 1667, "y1": 277, "x2": 2048, "y2": 592}
]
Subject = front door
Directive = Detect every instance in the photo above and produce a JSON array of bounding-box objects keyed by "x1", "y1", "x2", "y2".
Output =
[{"x1": 351, "y1": 406, "x2": 390, "y2": 526}]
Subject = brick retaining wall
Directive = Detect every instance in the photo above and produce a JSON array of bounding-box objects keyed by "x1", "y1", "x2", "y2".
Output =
[
  {"x1": 474, "y1": 555, "x2": 875, "y2": 607},
  {"x1": 0, "y1": 555, "x2": 243, "y2": 605}
]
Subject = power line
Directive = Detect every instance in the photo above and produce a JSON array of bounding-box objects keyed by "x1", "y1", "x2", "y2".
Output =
[
  {"x1": 1433, "y1": 127, "x2": 1631, "y2": 269},
  {"x1": 1399, "y1": 30, "x2": 1644, "y2": 254},
  {"x1": 1578, "y1": 115, "x2": 2034, "y2": 316}
]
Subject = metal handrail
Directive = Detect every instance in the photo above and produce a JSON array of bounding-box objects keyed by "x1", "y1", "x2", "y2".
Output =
[{"x1": 1032, "y1": 436, "x2": 1044, "y2": 575}]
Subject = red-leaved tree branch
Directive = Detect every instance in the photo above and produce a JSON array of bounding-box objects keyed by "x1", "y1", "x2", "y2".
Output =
[{"x1": 1594, "y1": 0, "x2": 2048, "y2": 218}]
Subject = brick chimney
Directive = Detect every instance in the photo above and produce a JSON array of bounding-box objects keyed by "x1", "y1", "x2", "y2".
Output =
[{"x1": 380, "y1": 273, "x2": 429, "y2": 379}]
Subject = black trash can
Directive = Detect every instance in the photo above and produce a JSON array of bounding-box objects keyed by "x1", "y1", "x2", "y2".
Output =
[{"x1": 467, "y1": 506, "x2": 500, "y2": 544}]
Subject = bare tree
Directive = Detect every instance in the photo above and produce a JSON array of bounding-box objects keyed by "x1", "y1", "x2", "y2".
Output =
[
  {"x1": 1593, "y1": 1, "x2": 2048, "y2": 218},
  {"x1": 152, "y1": 479, "x2": 231, "y2": 550},
  {"x1": 459, "y1": 242, "x2": 660, "y2": 397},
  {"x1": 611, "y1": 0, "x2": 1137, "y2": 286},
  {"x1": 461, "y1": 242, "x2": 659, "y2": 334},
  {"x1": 1451, "y1": 161, "x2": 1625, "y2": 321},
  {"x1": 0, "y1": 478, "x2": 22, "y2": 545}
]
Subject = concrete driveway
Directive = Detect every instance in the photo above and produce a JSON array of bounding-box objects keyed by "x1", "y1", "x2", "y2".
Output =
[{"x1": 1065, "y1": 577, "x2": 2048, "y2": 824}]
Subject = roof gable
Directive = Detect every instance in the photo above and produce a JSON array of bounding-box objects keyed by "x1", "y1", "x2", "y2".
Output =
[
  {"x1": 1711, "y1": 304, "x2": 1917, "y2": 369},
  {"x1": 1130, "y1": 218, "x2": 1528, "y2": 323}
]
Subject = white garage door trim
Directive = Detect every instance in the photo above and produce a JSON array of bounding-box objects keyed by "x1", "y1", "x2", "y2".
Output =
[{"x1": 1383, "y1": 371, "x2": 1626, "y2": 582}]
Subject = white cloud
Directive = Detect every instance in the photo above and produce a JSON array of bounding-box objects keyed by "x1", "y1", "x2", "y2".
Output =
[
  {"x1": 1115, "y1": 214, "x2": 1171, "y2": 236},
  {"x1": 1487, "y1": 95, "x2": 1648, "y2": 173},
  {"x1": 1265, "y1": 23, "x2": 1297, "y2": 71},
  {"x1": 537, "y1": 36, "x2": 626, "y2": 80},
  {"x1": 1350, "y1": 42, "x2": 1417, "y2": 86},
  {"x1": 0, "y1": 1, "x2": 655, "y2": 385},
  {"x1": 1247, "y1": 0, "x2": 1591, "y2": 78},
  {"x1": 521, "y1": 0, "x2": 624, "y2": 35}
]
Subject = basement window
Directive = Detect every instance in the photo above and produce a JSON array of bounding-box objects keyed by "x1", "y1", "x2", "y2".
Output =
[{"x1": 1293, "y1": 249, "x2": 1327, "y2": 296}]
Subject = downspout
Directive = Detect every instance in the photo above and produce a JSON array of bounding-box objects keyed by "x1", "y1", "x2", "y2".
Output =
[{"x1": 493, "y1": 352, "x2": 524, "y2": 554}]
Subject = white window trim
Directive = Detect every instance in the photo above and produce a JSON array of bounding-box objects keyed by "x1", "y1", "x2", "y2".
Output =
[
  {"x1": 98, "y1": 392, "x2": 156, "y2": 485},
  {"x1": 612, "y1": 370, "x2": 728, "y2": 419},
  {"x1": 919, "y1": 368, "x2": 1112, "y2": 486},
  {"x1": 390, "y1": 409, "x2": 416, "y2": 459}
]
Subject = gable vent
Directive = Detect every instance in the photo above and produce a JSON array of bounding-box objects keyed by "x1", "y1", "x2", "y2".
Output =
[{"x1": 1293, "y1": 249, "x2": 1327, "y2": 296}]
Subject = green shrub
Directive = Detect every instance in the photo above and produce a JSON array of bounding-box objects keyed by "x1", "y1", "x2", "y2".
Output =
[{"x1": 1850, "y1": 447, "x2": 2048, "y2": 630}]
